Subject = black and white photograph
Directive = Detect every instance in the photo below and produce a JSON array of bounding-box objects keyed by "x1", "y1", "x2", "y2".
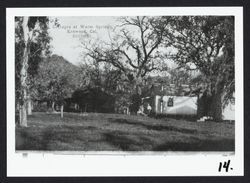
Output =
[
  {"x1": 6, "y1": 7, "x2": 244, "y2": 176},
  {"x1": 15, "y1": 15, "x2": 236, "y2": 152}
]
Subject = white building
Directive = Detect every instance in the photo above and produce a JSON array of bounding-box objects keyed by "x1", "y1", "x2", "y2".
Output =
[
  {"x1": 154, "y1": 95, "x2": 197, "y2": 115},
  {"x1": 152, "y1": 95, "x2": 235, "y2": 120}
]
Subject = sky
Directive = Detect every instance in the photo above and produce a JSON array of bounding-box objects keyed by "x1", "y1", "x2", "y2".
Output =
[
  {"x1": 48, "y1": 16, "x2": 178, "y2": 68},
  {"x1": 49, "y1": 16, "x2": 119, "y2": 65},
  {"x1": 48, "y1": 16, "x2": 183, "y2": 80}
]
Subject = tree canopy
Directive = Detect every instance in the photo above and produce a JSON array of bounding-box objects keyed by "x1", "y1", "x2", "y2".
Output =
[
  {"x1": 165, "y1": 16, "x2": 235, "y2": 120},
  {"x1": 33, "y1": 54, "x2": 81, "y2": 105},
  {"x1": 83, "y1": 16, "x2": 172, "y2": 95},
  {"x1": 80, "y1": 16, "x2": 235, "y2": 120},
  {"x1": 15, "y1": 16, "x2": 235, "y2": 122}
]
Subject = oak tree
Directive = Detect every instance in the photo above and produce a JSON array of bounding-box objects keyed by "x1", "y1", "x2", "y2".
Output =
[
  {"x1": 166, "y1": 16, "x2": 234, "y2": 121},
  {"x1": 84, "y1": 16, "x2": 172, "y2": 95}
]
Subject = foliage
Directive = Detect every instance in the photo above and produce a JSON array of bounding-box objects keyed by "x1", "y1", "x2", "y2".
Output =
[
  {"x1": 71, "y1": 87, "x2": 115, "y2": 113},
  {"x1": 15, "y1": 16, "x2": 53, "y2": 126},
  {"x1": 164, "y1": 16, "x2": 235, "y2": 120},
  {"x1": 83, "y1": 16, "x2": 172, "y2": 95},
  {"x1": 166, "y1": 16, "x2": 234, "y2": 105},
  {"x1": 79, "y1": 16, "x2": 176, "y2": 113},
  {"x1": 15, "y1": 17, "x2": 51, "y2": 103},
  {"x1": 78, "y1": 60, "x2": 123, "y2": 94},
  {"x1": 33, "y1": 54, "x2": 81, "y2": 105},
  {"x1": 79, "y1": 59, "x2": 133, "y2": 112},
  {"x1": 15, "y1": 16, "x2": 234, "y2": 120}
]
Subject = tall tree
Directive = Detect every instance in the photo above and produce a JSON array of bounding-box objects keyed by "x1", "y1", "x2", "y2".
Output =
[
  {"x1": 84, "y1": 16, "x2": 172, "y2": 95},
  {"x1": 15, "y1": 17, "x2": 51, "y2": 126},
  {"x1": 165, "y1": 16, "x2": 234, "y2": 121}
]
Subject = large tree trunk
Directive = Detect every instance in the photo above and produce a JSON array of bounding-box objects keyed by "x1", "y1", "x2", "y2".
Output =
[
  {"x1": 135, "y1": 76, "x2": 143, "y2": 95},
  {"x1": 60, "y1": 105, "x2": 64, "y2": 118},
  {"x1": 19, "y1": 91, "x2": 28, "y2": 127},
  {"x1": 19, "y1": 104, "x2": 27, "y2": 127},
  {"x1": 210, "y1": 87, "x2": 224, "y2": 122},
  {"x1": 52, "y1": 101, "x2": 55, "y2": 112},
  {"x1": 85, "y1": 104, "x2": 87, "y2": 113},
  {"x1": 197, "y1": 86, "x2": 223, "y2": 122},
  {"x1": 19, "y1": 17, "x2": 30, "y2": 127},
  {"x1": 197, "y1": 92, "x2": 211, "y2": 119},
  {"x1": 27, "y1": 95, "x2": 32, "y2": 115}
]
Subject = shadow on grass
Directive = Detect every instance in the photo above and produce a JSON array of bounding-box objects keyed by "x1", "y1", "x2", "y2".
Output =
[
  {"x1": 16, "y1": 128, "x2": 52, "y2": 150},
  {"x1": 108, "y1": 118, "x2": 198, "y2": 134},
  {"x1": 153, "y1": 138, "x2": 235, "y2": 151},
  {"x1": 103, "y1": 130, "x2": 234, "y2": 151},
  {"x1": 16, "y1": 114, "x2": 234, "y2": 151},
  {"x1": 16, "y1": 125, "x2": 98, "y2": 150},
  {"x1": 103, "y1": 131, "x2": 152, "y2": 151}
]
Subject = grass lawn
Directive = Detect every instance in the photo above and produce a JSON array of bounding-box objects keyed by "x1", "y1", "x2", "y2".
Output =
[{"x1": 16, "y1": 112, "x2": 235, "y2": 151}]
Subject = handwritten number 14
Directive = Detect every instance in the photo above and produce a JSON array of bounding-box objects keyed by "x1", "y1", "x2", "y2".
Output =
[{"x1": 218, "y1": 160, "x2": 233, "y2": 172}]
